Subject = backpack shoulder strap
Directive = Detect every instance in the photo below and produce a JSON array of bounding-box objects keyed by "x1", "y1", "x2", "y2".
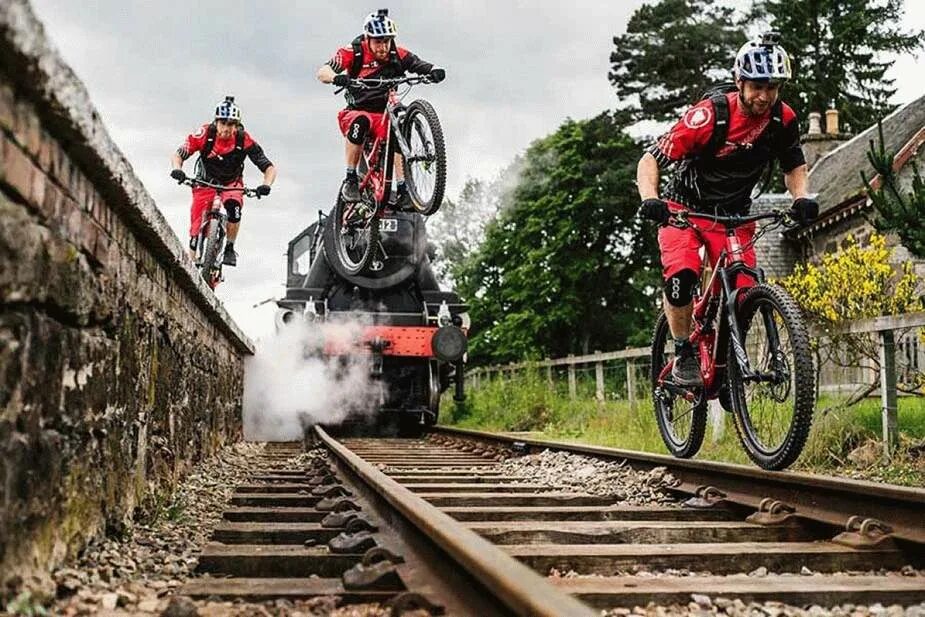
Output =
[
  {"x1": 235, "y1": 125, "x2": 245, "y2": 151},
  {"x1": 388, "y1": 39, "x2": 402, "y2": 72},
  {"x1": 349, "y1": 35, "x2": 364, "y2": 77},
  {"x1": 703, "y1": 93, "x2": 729, "y2": 158},
  {"x1": 767, "y1": 99, "x2": 784, "y2": 139},
  {"x1": 201, "y1": 122, "x2": 218, "y2": 157}
]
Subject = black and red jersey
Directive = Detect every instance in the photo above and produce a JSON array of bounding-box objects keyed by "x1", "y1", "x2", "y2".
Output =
[
  {"x1": 176, "y1": 123, "x2": 273, "y2": 185},
  {"x1": 327, "y1": 39, "x2": 434, "y2": 112},
  {"x1": 649, "y1": 92, "x2": 805, "y2": 214}
]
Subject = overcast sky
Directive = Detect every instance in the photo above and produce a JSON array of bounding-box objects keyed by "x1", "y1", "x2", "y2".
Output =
[{"x1": 28, "y1": 0, "x2": 925, "y2": 342}]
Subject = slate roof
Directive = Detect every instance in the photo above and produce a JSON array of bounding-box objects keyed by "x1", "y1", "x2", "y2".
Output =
[{"x1": 809, "y1": 94, "x2": 925, "y2": 215}]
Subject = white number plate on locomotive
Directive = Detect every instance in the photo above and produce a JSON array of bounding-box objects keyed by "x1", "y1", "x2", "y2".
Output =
[{"x1": 381, "y1": 218, "x2": 398, "y2": 233}]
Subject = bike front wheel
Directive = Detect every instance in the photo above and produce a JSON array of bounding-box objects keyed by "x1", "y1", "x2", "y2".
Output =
[
  {"x1": 199, "y1": 218, "x2": 224, "y2": 288},
  {"x1": 726, "y1": 283, "x2": 815, "y2": 470},
  {"x1": 323, "y1": 194, "x2": 380, "y2": 277},
  {"x1": 401, "y1": 100, "x2": 446, "y2": 215},
  {"x1": 651, "y1": 312, "x2": 707, "y2": 458}
]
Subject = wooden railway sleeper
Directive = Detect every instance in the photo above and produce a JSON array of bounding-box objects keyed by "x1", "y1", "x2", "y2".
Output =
[
  {"x1": 745, "y1": 498, "x2": 798, "y2": 525},
  {"x1": 831, "y1": 516, "x2": 898, "y2": 550},
  {"x1": 683, "y1": 485, "x2": 727, "y2": 509}
]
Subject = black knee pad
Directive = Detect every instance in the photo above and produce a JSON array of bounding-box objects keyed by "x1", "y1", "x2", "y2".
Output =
[
  {"x1": 224, "y1": 199, "x2": 242, "y2": 223},
  {"x1": 346, "y1": 115, "x2": 370, "y2": 145},
  {"x1": 664, "y1": 269, "x2": 699, "y2": 307}
]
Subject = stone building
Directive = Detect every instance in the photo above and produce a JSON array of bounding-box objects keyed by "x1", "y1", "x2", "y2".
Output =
[{"x1": 755, "y1": 94, "x2": 925, "y2": 280}]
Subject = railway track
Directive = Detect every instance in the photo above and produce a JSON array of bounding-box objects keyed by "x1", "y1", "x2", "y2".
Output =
[{"x1": 180, "y1": 428, "x2": 925, "y2": 615}]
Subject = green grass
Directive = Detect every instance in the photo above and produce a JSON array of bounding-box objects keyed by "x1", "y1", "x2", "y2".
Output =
[{"x1": 443, "y1": 371, "x2": 925, "y2": 486}]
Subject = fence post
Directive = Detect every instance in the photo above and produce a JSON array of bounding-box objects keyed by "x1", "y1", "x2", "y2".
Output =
[
  {"x1": 546, "y1": 361, "x2": 553, "y2": 391},
  {"x1": 595, "y1": 351, "x2": 605, "y2": 402},
  {"x1": 878, "y1": 329, "x2": 899, "y2": 459},
  {"x1": 626, "y1": 359, "x2": 637, "y2": 407},
  {"x1": 567, "y1": 354, "x2": 577, "y2": 400}
]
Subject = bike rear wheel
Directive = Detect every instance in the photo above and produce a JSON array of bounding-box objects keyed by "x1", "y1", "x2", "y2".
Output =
[
  {"x1": 726, "y1": 283, "x2": 815, "y2": 470},
  {"x1": 401, "y1": 99, "x2": 446, "y2": 215},
  {"x1": 199, "y1": 217, "x2": 224, "y2": 288},
  {"x1": 323, "y1": 194, "x2": 380, "y2": 277},
  {"x1": 651, "y1": 312, "x2": 707, "y2": 458}
]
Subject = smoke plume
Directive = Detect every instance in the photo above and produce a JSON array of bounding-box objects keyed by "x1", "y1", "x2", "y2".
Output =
[{"x1": 242, "y1": 316, "x2": 380, "y2": 441}]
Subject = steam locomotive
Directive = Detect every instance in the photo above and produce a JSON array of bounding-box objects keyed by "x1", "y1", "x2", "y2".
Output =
[{"x1": 275, "y1": 209, "x2": 468, "y2": 435}]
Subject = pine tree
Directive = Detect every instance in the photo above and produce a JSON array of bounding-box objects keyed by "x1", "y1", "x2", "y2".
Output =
[
  {"x1": 752, "y1": 0, "x2": 923, "y2": 132},
  {"x1": 609, "y1": 0, "x2": 745, "y2": 122}
]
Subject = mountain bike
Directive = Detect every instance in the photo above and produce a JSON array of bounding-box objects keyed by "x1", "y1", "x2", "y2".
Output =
[
  {"x1": 325, "y1": 75, "x2": 446, "y2": 277},
  {"x1": 650, "y1": 208, "x2": 815, "y2": 470},
  {"x1": 180, "y1": 177, "x2": 260, "y2": 289}
]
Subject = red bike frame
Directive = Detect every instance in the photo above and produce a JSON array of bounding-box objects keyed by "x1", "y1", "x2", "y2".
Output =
[
  {"x1": 656, "y1": 210, "x2": 781, "y2": 400},
  {"x1": 357, "y1": 89, "x2": 402, "y2": 207}
]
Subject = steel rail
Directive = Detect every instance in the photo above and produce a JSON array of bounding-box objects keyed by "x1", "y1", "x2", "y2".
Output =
[
  {"x1": 432, "y1": 426, "x2": 925, "y2": 546},
  {"x1": 314, "y1": 426, "x2": 598, "y2": 617}
]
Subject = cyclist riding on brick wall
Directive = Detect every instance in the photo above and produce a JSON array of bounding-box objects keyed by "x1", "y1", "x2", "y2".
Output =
[
  {"x1": 316, "y1": 9, "x2": 445, "y2": 209},
  {"x1": 170, "y1": 96, "x2": 277, "y2": 267},
  {"x1": 636, "y1": 33, "x2": 819, "y2": 386}
]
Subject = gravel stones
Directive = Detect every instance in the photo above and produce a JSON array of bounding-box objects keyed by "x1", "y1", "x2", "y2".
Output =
[
  {"x1": 494, "y1": 448, "x2": 681, "y2": 505},
  {"x1": 49, "y1": 442, "x2": 268, "y2": 615}
]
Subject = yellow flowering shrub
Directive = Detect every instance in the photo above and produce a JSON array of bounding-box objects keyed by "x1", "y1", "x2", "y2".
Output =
[{"x1": 780, "y1": 233, "x2": 922, "y2": 325}]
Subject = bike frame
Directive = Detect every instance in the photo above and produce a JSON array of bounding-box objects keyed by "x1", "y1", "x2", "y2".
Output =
[{"x1": 657, "y1": 210, "x2": 786, "y2": 399}]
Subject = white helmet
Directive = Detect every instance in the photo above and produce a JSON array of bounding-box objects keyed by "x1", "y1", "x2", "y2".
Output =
[
  {"x1": 214, "y1": 96, "x2": 242, "y2": 122},
  {"x1": 733, "y1": 32, "x2": 792, "y2": 83},
  {"x1": 363, "y1": 9, "x2": 397, "y2": 38}
]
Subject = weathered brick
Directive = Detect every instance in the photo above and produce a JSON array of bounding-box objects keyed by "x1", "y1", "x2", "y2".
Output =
[
  {"x1": 0, "y1": 84, "x2": 14, "y2": 133},
  {"x1": 1, "y1": 137, "x2": 35, "y2": 203}
]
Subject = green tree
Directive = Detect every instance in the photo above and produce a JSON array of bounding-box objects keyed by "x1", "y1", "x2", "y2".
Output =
[
  {"x1": 863, "y1": 120, "x2": 925, "y2": 258},
  {"x1": 609, "y1": 0, "x2": 746, "y2": 122},
  {"x1": 455, "y1": 112, "x2": 661, "y2": 365},
  {"x1": 752, "y1": 0, "x2": 923, "y2": 132}
]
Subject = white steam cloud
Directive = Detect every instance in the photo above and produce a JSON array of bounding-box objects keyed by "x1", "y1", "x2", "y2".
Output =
[{"x1": 242, "y1": 316, "x2": 380, "y2": 441}]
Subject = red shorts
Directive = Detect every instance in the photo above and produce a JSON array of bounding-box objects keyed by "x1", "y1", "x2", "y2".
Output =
[
  {"x1": 190, "y1": 179, "x2": 243, "y2": 237},
  {"x1": 337, "y1": 109, "x2": 389, "y2": 142},
  {"x1": 658, "y1": 201, "x2": 757, "y2": 289}
]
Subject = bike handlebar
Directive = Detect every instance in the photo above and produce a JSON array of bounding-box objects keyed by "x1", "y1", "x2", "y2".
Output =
[
  {"x1": 669, "y1": 208, "x2": 798, "y2": 230},
  {"x1": 179, "y1": 177, "x2": 261, "y2": 198},
  {"x1": 333, "y1": 74, "x2": 433, "y2": 94}
]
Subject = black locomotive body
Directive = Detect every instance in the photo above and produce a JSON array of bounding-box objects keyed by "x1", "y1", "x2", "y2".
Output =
[{"x1": 276, "y1": 210, "x2": 468, "y2": 434}]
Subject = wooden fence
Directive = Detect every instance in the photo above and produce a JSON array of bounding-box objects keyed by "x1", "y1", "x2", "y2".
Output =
[{"x1": 468, "y1": 312, "x2": 925, "y2": 458}]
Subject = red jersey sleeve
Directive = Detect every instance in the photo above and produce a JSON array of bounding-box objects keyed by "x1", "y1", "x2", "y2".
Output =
[
  {"x1": 327, "y1": 47, "x2": 353, "y2": 73},
  {"x1": 649, "y1": 101, "x2": 716, "y2": 167},
  {"x1": 177, "y1": 124, "x2": 209, "y2": 160},
  {"x1": 242, "y1": 131, "x2": 256, "y2": 150}
]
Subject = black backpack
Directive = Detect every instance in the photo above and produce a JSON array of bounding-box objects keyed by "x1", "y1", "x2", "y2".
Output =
[
  {"x1": 698, "y1": 82, "x2": 783, "y2": 196},
  {"x1": 348, "y1": 34, "x2": 402, "y2": 77}
]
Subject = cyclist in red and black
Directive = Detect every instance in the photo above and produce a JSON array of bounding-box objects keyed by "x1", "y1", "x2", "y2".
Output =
[
  {"x1": 316, "y1": 9, "x2": 445, "y2": 209},
  {"x1": 636, "y1": 34, "x2": 819, "y2": 386},
  {"x1": 170, "y1": 96, "x2": 276, "y2": 267}
]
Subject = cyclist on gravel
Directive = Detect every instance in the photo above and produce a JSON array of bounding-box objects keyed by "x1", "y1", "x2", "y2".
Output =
[
  {"x1": 316, "y1": 9, "x2": 445, "y2": 210},
  {"x1": 636, "y1": 34, "x2": 818, "y2": 386},
  {"x1": 170, "y1": 96, "x2": 276, "y2": 267}
]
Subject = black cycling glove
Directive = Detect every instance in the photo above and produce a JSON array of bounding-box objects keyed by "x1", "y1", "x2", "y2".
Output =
[
  {"x1": 429, "y1": 67, "x2": 446, "y2": 83},
  {"x1": 170, "y1": 168, "x2": 186, "y2": 183},
  {"x1": 789, "y1": 197, "x2": 819, "y2": 225},
  {"x1": 639, "y1": 198, "x2": 671, "y2": 225},
  {"x1": 256, "y1": 184, "x2": 271, "y2": 197},
  {"x1": 332, "y1": 73, "x2": 350, "y2": 87}
]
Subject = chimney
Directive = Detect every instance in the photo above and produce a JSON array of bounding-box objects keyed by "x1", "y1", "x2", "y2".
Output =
[
  {"x1": 801, "y1": 106, "x2": 852, "y2": 172},
  {"x1": 808, "y1": 112, "x2": 822, "y2": 135},
  {"x1": 825, "y1": 108, "x2": 840, "y2": 135}
]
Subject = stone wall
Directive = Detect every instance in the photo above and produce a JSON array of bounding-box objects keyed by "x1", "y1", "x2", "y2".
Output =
[{"x1": 0, "y1": 1, "x2": 253, "y2": 592}]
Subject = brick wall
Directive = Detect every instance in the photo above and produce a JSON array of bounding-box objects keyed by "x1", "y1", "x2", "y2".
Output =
[{"x1": 0, "y1": 1, "x2": 253, "y2": 593}]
